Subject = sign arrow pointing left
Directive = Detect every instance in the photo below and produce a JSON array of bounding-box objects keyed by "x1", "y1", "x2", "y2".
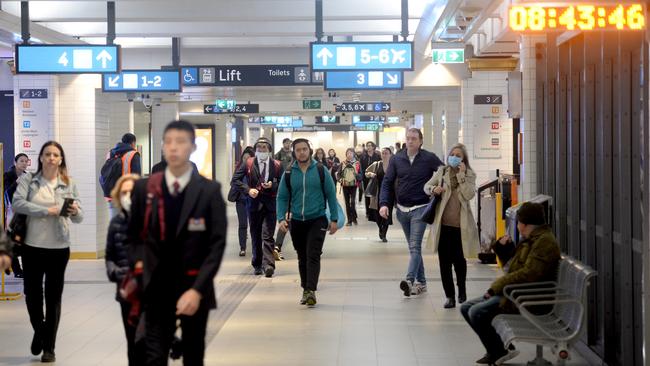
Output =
[{"x1": 205, "y1": 105, "x2": 213, "y2": 113}]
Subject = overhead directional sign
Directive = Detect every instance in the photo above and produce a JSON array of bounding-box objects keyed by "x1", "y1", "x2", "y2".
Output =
[
  {"x1": 204, "y1": 103, "x2": 259, "y2": 114},
  {"x1": 324, "y1": 71, "x2": 403, "y2": 90},
  {"x1": 353, "y1": 115, "x2": 386, "y2": 123},
  {"x1": 182, "y1": 65, "x2": 323, "y2": 86},
  {"x1": 310, "y1": 42, "x2": 413, "y2": 71},
  {"x1": 303, "y1": 99, "x2": 322, "y2": 109},
  {"x1": 432, "y1": 49, "x2": 465, "y2": 64},
  {"x1": 352, "y1": 122, "x2": 384, "y2": 132},
  {"x1": 335, "y1": 102, "x2": 391, "y2": 113},
  {"x1": 16, "y1": 44, "x2": 120, "y2": 74},
  {"x1": 102, "y1": 70, "x2": 181, "y2": 92}
]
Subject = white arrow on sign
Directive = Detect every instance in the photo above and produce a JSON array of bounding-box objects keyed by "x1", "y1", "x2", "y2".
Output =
[
  {"x1": 382, "y1": 103, "x2": 390, "y2": 111},
  {"x1": 448, "y1": 52, "x2": 459, "y2": 61},
  {"x1": 391, "y1": 49, "x2": 407, "y2": 64},
  {"x1": 58, "y1": 52, "x2": 69, "y2": 67},
  {"x1": 108, "y1": 76, "x2": 120, "y2": 87},
  {"x1": 96, "y1": 50, "x2": 113, "y2": 69},
  {"x1": 316, "y1": 48, "x2": 334, "y2": 66},
  {"x1": 205, "y1": 105, "x2": 213, "y2": 113},
  {"x1": 387, "y1": 73, "x2": 399, "y2": 85}
]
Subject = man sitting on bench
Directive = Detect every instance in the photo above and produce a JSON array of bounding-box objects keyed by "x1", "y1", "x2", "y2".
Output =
[{"x1": 460, "y1": 202, "x2": 561, "y2": 366}]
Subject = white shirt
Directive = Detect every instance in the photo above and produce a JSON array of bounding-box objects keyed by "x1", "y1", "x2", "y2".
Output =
[
  {"x1": 165, "y1": 165, "x2": 193, "y2": 194},
  {"x1": 407, "y1": 151, "x2": 418, "y2": 165},
  {"x1": 257, "y1": 158, "x2": 270, "y2": 182}
]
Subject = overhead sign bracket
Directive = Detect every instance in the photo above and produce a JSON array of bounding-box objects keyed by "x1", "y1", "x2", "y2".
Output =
[
  {"x1": 315, "y1": 0, "x2": 323, "y2": 42},
  {"x1": 21, "y1": 1, "x2": 29, "y2": 44},
  {"x1": 401, "y1": 0, "x2": 409, "y2": 41},
  {"x1": 107, "y1": 1, "x2": 115, "y2": 45}
]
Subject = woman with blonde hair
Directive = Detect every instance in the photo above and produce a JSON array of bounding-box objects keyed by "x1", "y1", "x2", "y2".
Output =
[
  {"x1": 105, "y1": 173, "x2": 142, "y2": 366},
  {"x1": 424, "y1": 143, "x2": 479, "y2": 309},
  {"x1": 12, "y1": 141, "x2": 83, "y2": 362}
]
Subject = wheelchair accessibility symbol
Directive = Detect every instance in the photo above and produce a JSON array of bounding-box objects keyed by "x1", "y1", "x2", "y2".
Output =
[{"x1": 182, "y1": 68, "x2": 198, "y2": 85}]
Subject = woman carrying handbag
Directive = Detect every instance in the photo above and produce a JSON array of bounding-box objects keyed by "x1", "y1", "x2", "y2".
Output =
[
  {"x1": 423, "y1": 143, "x2": 478, "y2": 309},
  {"x1": 365, "y1": 147, "x2": 393, "y2": 242}
]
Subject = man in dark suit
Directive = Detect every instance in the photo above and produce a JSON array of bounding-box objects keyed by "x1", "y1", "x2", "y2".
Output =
[
  {"x1": 128, "y1": 120, "x2": 227, "y2": 366},
  {"x1": 230, "y1": 137, "x2": 281, "y2": 277}
]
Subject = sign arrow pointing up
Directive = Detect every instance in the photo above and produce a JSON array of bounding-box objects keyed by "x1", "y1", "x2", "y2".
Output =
[
  {"x1": 316, "y1": 48, "x2": 334, "y2": 66},
  {"x1": 387, "y1": 73, "x2": 399, "y2": 85},
  {"x1": 96, "y1": 50, "x2": 113, "y2": 69}
]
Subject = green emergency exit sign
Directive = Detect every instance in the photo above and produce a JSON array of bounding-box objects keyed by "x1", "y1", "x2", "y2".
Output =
[
  {"x1": 432, "y1": 49, "x2": 464, "y2": 64},
  {"x1": 303, "y1": 99, "x2": 321, "y2": 109}
]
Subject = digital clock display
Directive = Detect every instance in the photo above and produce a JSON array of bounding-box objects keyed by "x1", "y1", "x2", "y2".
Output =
[{"x1": 509, "y1": 4, "x2": 645, "y2": 32}]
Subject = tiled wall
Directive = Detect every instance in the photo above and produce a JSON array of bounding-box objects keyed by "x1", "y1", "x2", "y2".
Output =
[{"x1": 431, "y1": 88, "x2": 461, "y2": 160}]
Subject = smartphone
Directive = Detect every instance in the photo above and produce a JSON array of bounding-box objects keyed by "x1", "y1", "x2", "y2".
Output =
[{"x1": 59, "y1": 198, "x2": 75, "y2": 217}]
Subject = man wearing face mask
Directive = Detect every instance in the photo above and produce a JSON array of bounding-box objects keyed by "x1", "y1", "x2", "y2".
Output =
[{"x1": 231, "y1": 137, "x2": 282, "y2": 277}]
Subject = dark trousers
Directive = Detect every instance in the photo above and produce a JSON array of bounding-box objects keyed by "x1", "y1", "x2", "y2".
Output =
[
  {"x1": 437, "y1": 225, "x2": 467, "y2": 298},
  {"x1": 235, "y1": 199, "x2": 248, "y2": 251},
  {"x1": 120, "y1": 301, "x2": 144, "y2": 366},
  {"x1": 460, "y1": 295, "x2": 507, "y2": 357},
  {"x1": 21, "y1": 245, "x2": 70, "y2": 353},
  {"x1": 342, "y1": 186, "x2": 358, "y2": 222},
  {"x1": 275, "y1": 227, "x2": 289, "y2": 250},
  {"x1": 290, "y1": 217, "x2": 328, "y2": 291},
  {"x1": 377, "y1": 218, "x2": 389, "y2": 239},
  {"x1": 249, "y1": 205, "x2": 276, "y2": 270},
  {"x1": 11, "y1": 246, "x2": 23, "y2": 275},
  {"x1": 144, "y1": 299, "x2": 210, "y2": 366}
]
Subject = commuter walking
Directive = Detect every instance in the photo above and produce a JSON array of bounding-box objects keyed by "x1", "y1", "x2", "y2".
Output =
[
  {"x1": 231, "y1": 138, "x2": 281, "y2": 277},
  {"x1": 326, "y1": 149, "x2": 340, "y2": 188},
  {"x1": 128, "y1": 120, "x2": 227, "y2": 366},
  {"x1": 273, "y1": 138, "x2": 293, "y2": 258},
  {"x1": 360, "y1": 142, "x2": 381, "y2": 219},
  {"x1": 379, "y1": 129, "x2": 443, "y2": 297},
  {"x1": 313, "y1": 148, "x2": 328, "y2": 166},
  {"x1": 104, "y1": 174, "x2": 143, "y2": 366},
  {"x1": 4, "y1": 153, "x2": 29, "y2": 277},
  {"x1": 0, "y1": 230, "x2": 12, "y2": 272},
  {"x1": 424, "y1": 143, "x2": 479, "y2": 308},
  {"x1": 12, "y1": 141, "x2": 83, "y2": 363},
  {"x1": 366, "y1": 147, "x2": 393, "y2": 242},
  {"x1": 229, "y1": 147, "x2": 255, "y2": 257},
  {"x1": 354, "y1": 145, "x2": 365, "y2": 202},
  {"x1": 100, "y1": 133, "x2": 141, "y2": 218},
  {"x1": 277, "y1": 138, "x2": 339, "y2": 307},
  {"x1": 338, "y1": 148, "x2": 361, "y2": 226}
]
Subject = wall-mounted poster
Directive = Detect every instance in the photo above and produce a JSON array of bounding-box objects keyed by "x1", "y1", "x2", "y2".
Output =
[
  {"x1": 473, "y1": 94, "x2": 503, "y2": 159},
  {"x1": 16, "y1": 89, "x2": 50, "y2": 171},
  {"x1": 190, "y1": 125, "x2": 215, "y2": 180}
]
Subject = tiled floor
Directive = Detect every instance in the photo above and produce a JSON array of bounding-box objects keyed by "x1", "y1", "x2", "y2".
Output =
[{"x1": 0, "y1": 201, "x2": 589, "y2": 365}]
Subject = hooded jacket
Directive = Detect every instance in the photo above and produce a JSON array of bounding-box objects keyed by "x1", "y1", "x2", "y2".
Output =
[{"x1": 277, "y1": 159, "x2": 338, "y2": 222}]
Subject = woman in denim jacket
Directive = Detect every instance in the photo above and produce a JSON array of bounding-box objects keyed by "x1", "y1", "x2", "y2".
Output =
[{"x1": 12, "y1": 141, "x2": 83, "y2": 363}]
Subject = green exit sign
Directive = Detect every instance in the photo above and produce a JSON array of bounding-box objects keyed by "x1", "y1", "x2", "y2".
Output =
[
  {"x1": 303, "y1": 99, "x2": 321, "y2": 109},
  {"x1": 216, "y1": 99, "x2": 236, "y2": 109},
  {"x1": 432, "y1": 49, "x2": 464, "y2": 64}
]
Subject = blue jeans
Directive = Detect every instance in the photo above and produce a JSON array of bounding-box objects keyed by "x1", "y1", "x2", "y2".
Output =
[
  {"x1": 460, "y1": 295, "x2": 507, "y2": 357},
  {"x1": 395, "y1": 206, "x2": 427, "y2": 284}
]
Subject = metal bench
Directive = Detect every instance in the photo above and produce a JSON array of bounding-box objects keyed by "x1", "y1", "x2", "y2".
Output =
[{"x1": 491, "y1": 256, "x2": 597, "y2": 365}]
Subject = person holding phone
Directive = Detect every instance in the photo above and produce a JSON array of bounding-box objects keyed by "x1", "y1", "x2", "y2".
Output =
[{"x1": 11, "y1": 141, "x2": 83, "y2": 363}]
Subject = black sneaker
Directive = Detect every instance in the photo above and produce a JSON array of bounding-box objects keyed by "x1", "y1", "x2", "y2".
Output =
[
  {"x1": 458, "y1": 293, "x2": 467, "y2": 304},
  {"x1": 444, "y1": 298, "x2": 456, "y2": 308},
  {"x1": 30, "y1": 329, "x2": 42, "y2": 356},
  {"x1": 41, "y1": 351, "x2": 56, "y2": 363},
  {"x1": 400, "y1": 280, "x2": 413, "y2": 297},
  {"x1": 475, "y1": 354, "x2": 492, "y2": 364},
  {"x1": 254, "y1": 267, "x2": 263, "y2": 275},
  {"x1": 264, "y1": 267, "x2": 274, "y2": 278}
]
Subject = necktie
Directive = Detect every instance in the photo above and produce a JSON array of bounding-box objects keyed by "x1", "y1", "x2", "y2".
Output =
[
  {"x1": 260, "y1": 162, "x2": 267, "y2": 182},
  {"x1": 173, "y1": 181, "x2": 180, "y2": 196}
]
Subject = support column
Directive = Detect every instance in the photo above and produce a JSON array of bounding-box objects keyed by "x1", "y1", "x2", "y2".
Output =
[{"x1": 151, "y1": 102, "x2": 179, "y2": 164}]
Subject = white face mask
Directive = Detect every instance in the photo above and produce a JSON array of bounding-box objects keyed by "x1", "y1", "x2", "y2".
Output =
[
  {"x1": 120, "y1": 195, "x2": 132, "y2": 213},
  {"x1": 256, "y1": 152, "x2": 270, "y2": 161}
]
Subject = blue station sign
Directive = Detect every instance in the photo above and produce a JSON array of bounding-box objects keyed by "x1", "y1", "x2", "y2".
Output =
[
  {"x1": 310, "y1": 42, "x2": 413, "y2": 71},
  {"x1": 324, "y1": 71, "x2": 403, "y2": 90},
  {"x1": 16, "y1": 44, "x2": 120, "y2": 74},
  {"x1": 102, "y1": 70, "x2": 181, "y2": 92}
]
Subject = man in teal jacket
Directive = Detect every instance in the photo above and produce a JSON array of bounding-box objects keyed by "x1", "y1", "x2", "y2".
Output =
[{"x1": 277, "y1": 138, "x2": 338, "y2": 307}]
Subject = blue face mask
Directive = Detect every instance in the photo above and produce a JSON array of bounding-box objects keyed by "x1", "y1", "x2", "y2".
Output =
[{"x1": 448, "y1": 155, "x2": 462, "y2": 168}]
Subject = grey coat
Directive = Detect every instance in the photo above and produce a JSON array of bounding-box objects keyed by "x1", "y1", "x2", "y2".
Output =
[
  {"x1": 423, "y1": 167, "x2": 479, "y2": 258},
  {"x1": 12, "y1": 172, "x2": 83, "y2": 246}
]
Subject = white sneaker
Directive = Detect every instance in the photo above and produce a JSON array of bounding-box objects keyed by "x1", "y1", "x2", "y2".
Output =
[
  {"x1": 411, "y1": 283, "x2": 427, "y2": 295},
  {"x1": 399, "y1": 280, "x2": 413, "y2": 297}
]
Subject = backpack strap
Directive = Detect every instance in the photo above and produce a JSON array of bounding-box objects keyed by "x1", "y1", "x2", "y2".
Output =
[
  {"x1": 121, "y1": 151, "x2": 137, "y2": 175},
  {"x1": 142, "y1": 173, "x2": 165, "y2": 241},
  {"x1": 284, "y1": 169, "x2": 292, "y2": 219},
  {"x1": 284, "y1": 163, "x2": 327, "y2": 219}
]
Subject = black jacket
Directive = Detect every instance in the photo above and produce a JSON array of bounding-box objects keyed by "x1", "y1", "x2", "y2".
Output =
[
  {"x1": 128, "y1": 172, "x2": 227, "y2": 309},
  {"x1": 3, "y1": 166, "x2": 23, "y2": 201},
  {"x1": 379, "y1": 148, "x2": 444, "y2": 208},
  {"x1": 105, "y1": 210, "x2": 130, "y2": 301},
  {"x1": 230, "y1": 157, "x2": 281, "y2": 212}
]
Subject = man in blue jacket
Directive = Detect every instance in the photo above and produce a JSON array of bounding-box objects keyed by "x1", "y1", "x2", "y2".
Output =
[
  {"x1": 380, "y1": 128, "x2": 444, "y2": 297},
  {"x1": 277, "y1": 138, "x2": 339, "y2": 307}
]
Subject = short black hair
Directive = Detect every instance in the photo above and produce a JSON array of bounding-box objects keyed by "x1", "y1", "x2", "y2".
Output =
[
  {"x1": 283, "y1": 138, "x2": 292, "y2": 143},
  {"x1": 121, "y1": 133, "x2": 136, "y2": 145},
  {"x1": 163, "y1": 120, "x2": 195, "y2": 144},
  {"x1": 14, "y1": 153, "x2": 28, "y2": 162},
  {"x1": 517, "y1": 202, "x2": 546, "y2": 226},
  {"x1": 366, "y1": 141, "x2": 376, "y2": 148}
]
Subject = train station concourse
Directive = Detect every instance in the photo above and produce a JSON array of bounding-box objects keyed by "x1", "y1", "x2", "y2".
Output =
[{"x1": 0, "y1": 1, "x2": 648, "y2": 366}]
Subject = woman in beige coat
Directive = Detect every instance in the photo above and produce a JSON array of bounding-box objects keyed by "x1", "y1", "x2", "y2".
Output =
[{"x1": 423, "y1": 143, "x2": 479, "y2": 309}]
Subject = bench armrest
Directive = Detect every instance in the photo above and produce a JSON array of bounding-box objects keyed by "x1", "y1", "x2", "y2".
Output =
[
  {"x1": 503, "y1": 282, "x2": 560, "y2": 303},
  {"x1": 513, "y1": 292, "x2": 573, "y2": 307},
  {"x1": 519, "y1": 299, "x2": 585, "y2": 342}
]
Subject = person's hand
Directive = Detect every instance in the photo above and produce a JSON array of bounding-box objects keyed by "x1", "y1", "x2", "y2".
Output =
[
  {"x1": 433, "y1": 186, "x2": 446, "y2": 195},
  {"x1": 0, "y1": 254, "x2": 11, "y2": 271},
  {"x1": 67, "y1": 202, "x2": 79, "y2": 216},
  {"x1": 47, "y1": 206, "x2": 60, "y2": 216},
  {"x1": 248, "y1": 188, "x2": 259, "y2": 198},
  {"x1": 328, "y1": 222, "x2": 338, "y2": 235},
  {"x1": 176, "y1": 288, "x2": 202, "y2": 316},
  {"x1": 278, "y1": 220, "x2": 289, "y2": 233},
  {"x1": 459, "y1": 162, "x2": 466, "y2": 174},
  {"x1": 261, "y1": 181, "x2": 272, "y2": 189},
  {"x1": 499, "y1": 235, "x2": 511, "y2": 245},
  {"x1": 379, "y1": 206, "x2": 389, "y2": 219}
]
